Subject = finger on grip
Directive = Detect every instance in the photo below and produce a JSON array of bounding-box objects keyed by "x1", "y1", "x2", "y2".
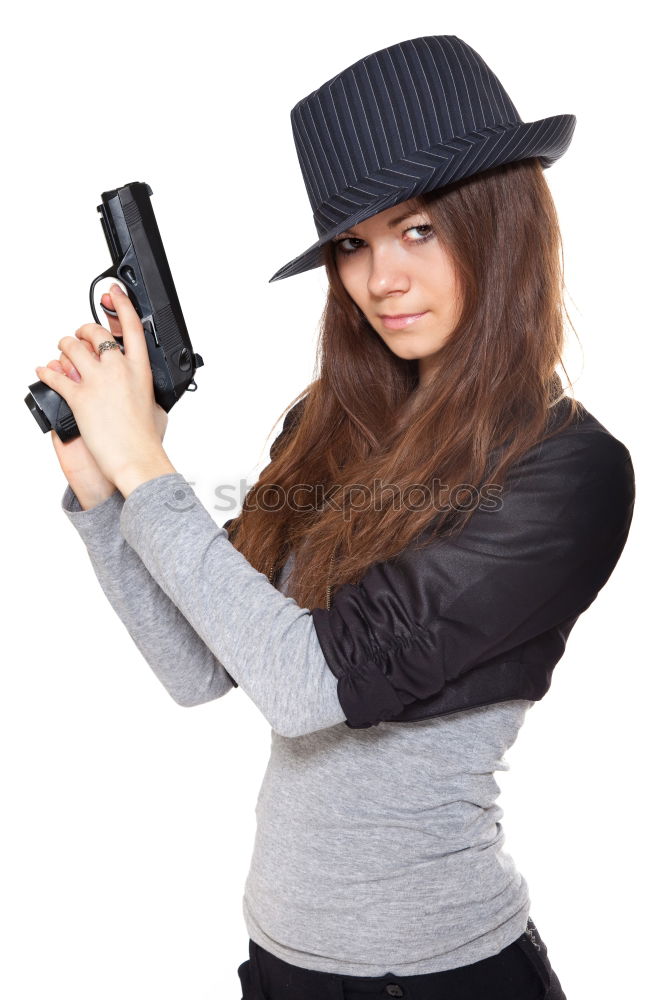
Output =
[{"x1": 58, "y1": 352, "x2": 82, "y2": 381}]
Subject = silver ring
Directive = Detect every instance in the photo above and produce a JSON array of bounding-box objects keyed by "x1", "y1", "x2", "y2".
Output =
[{"x1": 97, "y1": 340, "x2": 123, "y2": 356}]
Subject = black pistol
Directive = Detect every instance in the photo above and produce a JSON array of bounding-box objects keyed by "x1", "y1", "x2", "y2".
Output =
[{"x1": 24, "y1": 181, "x2": 204, "y2": 442}]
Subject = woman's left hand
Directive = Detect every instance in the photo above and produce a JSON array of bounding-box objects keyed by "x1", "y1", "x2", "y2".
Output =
[{"x1": 35, "y1": 284, "x2": 169, "y2": 490}]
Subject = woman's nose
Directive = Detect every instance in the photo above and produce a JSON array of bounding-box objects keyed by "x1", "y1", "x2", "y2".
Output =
[{"x1": 365, "y1": 248, "x2": 411, "y2": 295}]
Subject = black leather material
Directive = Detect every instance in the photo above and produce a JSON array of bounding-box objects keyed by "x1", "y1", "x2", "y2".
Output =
[
  {"x1": 226, "y1": 397, "x2": 634, "y2": 732},
  {"x1": 308, "y1": 402, "x2": 635, "y2": 728}
]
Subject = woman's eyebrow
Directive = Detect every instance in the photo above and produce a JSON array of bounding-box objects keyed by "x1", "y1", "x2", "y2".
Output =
[{"x1": 341, "y1": 209, "x2": 422, "y2": 238}]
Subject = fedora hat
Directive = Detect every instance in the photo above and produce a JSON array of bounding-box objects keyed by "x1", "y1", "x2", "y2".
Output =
[{"x1": 269, "y1": 34, "x2": 575, "y2": 283}]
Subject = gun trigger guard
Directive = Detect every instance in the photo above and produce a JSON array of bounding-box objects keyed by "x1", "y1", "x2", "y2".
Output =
[{"x1": 89, "y1": 267, "x2": 121, "y2": 326}]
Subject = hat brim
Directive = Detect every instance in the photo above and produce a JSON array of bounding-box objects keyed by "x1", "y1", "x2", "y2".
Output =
[{"x1": 268, "y1": 114, "x2": 575, "y2": 283}]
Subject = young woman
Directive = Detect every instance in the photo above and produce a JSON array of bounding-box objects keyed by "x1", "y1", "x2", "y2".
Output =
[{"x1": 37, "y1": 34, "x2": 635, "y2": 1000}]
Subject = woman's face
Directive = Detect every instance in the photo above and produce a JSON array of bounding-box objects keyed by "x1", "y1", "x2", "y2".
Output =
[{"x1": 331, "y1": 202, "x2": 461, "y2": 385}]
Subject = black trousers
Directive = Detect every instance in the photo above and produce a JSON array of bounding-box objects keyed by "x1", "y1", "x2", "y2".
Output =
[{"x1": 237, "y1": 916, "x2": 567, "y2": 1000}]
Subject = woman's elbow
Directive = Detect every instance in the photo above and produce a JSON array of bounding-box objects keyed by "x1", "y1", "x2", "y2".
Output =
[
  {"x1": 172, "y1": 685, "x2": 235, "y2": 708},
  {"x1": 271, "y1": 711, "x2": 346, "y2": 738}
]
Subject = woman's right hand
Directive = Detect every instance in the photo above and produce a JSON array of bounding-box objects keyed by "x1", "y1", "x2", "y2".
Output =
[{"x1": 47, "y1": 291, "x2": 169, "y2": 510}]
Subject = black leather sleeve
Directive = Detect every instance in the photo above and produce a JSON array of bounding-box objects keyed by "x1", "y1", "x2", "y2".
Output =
[{"x1": 310, "y1": 425, "x2": 636, "y2": 728}]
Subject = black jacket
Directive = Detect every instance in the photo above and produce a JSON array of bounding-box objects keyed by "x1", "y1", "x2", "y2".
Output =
[{"x1": 227, "y1": 396, "x2": 635, "y2": 730}]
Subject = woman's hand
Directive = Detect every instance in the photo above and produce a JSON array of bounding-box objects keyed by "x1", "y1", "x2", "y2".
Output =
[
  {"x1": 45, "y1": 290, "x2": 168, "y2": 510},
  {"x1": 36, "y1": 284, "x2": 171, "y2": 493}
]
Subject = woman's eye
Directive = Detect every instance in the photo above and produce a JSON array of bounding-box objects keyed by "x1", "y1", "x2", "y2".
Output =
[
  {"x1": 334, "y1": 236, "x2": 364, "y2": 254},
  {"x1": 333, "y1": 224, "x2": 433, "y2": 256}
]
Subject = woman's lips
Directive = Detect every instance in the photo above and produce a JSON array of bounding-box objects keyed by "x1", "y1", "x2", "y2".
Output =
[{"x1": 379, "y1": 311, "x2": 428, "y2": 330}]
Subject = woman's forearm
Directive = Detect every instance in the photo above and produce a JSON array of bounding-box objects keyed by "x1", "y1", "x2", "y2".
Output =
[
  {"x1": 61, "y1": 484, "x2": 237, "y2": 707},
  {"x1": 117, "y1": 473, "x2": 347, "y2": 737}
]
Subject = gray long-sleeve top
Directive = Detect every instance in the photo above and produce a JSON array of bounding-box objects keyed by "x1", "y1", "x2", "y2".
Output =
[{"x1": 61, "y1": 472, "x2": 535, "y2": 976}]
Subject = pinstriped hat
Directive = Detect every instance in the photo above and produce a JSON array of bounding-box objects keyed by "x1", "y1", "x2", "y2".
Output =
[{"x1": 268, "y1": 34, "x2": 575, "y2": 283}]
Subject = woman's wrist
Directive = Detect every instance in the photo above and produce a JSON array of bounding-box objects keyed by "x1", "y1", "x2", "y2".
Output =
[{"x1": 69, "y1": 481, "x2": 118, "y2": 511}]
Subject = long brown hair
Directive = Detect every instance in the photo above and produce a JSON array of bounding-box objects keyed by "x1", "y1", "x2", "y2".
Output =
[{"x1": 227, "y1": 158, "x2": 583, "y2": 609}]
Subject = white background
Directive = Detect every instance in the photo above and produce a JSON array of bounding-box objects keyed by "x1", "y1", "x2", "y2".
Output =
[{"x1": 2, "y1": 1, "x2": 662, "y2": 997}]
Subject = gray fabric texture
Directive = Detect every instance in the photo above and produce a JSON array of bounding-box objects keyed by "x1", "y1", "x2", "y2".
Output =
[{"x1": 62, "y1": 472, "x2": 534, "y2": 975}]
